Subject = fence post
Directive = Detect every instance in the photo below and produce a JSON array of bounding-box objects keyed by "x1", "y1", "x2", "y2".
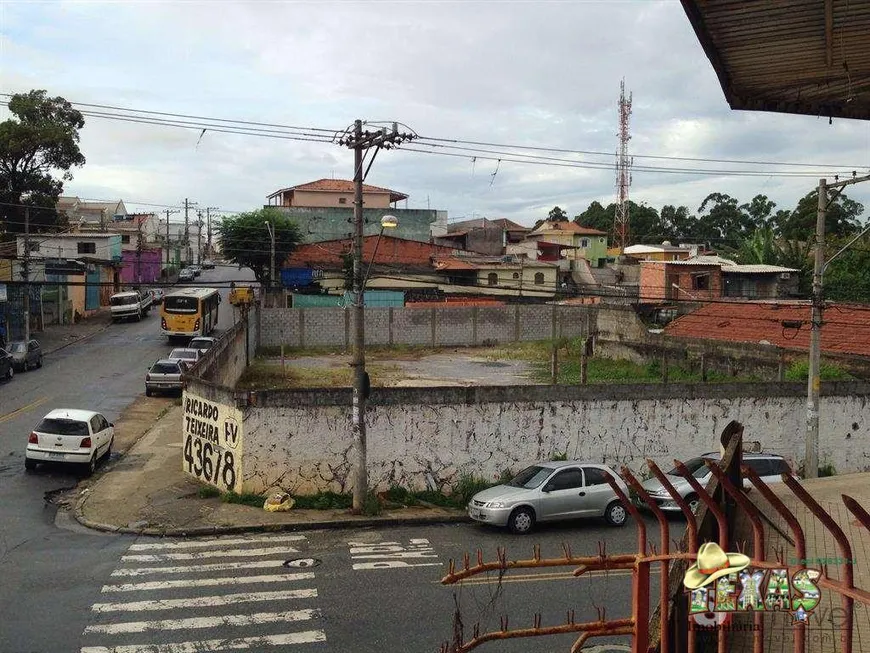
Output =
[
  {"x1": 388, "y1": 307, "x2": 394, "y2": 346},
  {"x1": 661, "y1": 350, "x2": 669, "y2": 384},
  {"x1": 472, "y1": 306, "x2": 478, "y2": 346},
  {"x1": 580, "y1": 338, "x2": 588, "y2": 385},
  {"x1": 514, "y1": 304, "x2": 521, "y2": 342},
  {"x1": 777, "y1": 350, "x2": 786, "y2": 381},
  {"x1": 431, "y1": 307, "x2": 436, "y2": 347},
  {"x1": 300, "y1": 308, "x2": 306, "y2": 350},
  {"x1": 700, "y1": 353, "x2": 708, "y2": 382},
  {"x1": 550, "y1": 343, "x2": 559, "y2": 384}
]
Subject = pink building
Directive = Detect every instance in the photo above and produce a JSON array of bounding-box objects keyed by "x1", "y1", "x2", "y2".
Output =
[{"x1": 120, "y1": 248, "x2": 163, "y2": 284}]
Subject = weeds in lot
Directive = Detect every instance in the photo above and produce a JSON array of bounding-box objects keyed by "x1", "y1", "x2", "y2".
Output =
[
  {"x1": 292, "y1": 491, "x2": 353, "y2": 510},
  {"x1": 221, "y1": 491, "x2": 267, "y2": 508},
  {"x1": 197, "y1": 485, "x2": 221, "y2": 499},
  {"x1": 236, "y1": 360, "x2": 402, "y2": 390},
  {"x1": 785, "y1": 360, "x2": 853, "y2": 381}
]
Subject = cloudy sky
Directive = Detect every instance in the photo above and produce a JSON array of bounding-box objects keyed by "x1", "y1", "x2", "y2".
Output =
[{"x1": 2, "y1": 0, "x2": 870, "y2": 229}]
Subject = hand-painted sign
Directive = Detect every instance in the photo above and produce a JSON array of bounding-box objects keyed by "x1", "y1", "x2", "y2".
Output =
[{"x1": 182, "y1": 392, "x2": 243, "y2": 493}]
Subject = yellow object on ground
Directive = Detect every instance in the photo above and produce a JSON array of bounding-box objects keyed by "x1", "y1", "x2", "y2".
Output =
[{"x1": 263, "y1": 492, "x2": 295, "y2": 512}]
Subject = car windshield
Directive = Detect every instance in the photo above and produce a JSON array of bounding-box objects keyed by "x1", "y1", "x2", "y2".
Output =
[
  {"x1": 190, "y1": 339, "x2": 212, "y2": 349},
  {"x1": 164, "y1": 296, "x2": 199, "y2": 313},
  {"x1": 151, "y1": 362, "x2": 181, "y2": 373},
  {"x1": 506, "y1": 465, "x2": 552, "y2": 489},
  {"x1": 36, "y1": 418, "x2": 89, "y2": 436},
  {"x1": 171, "y1": 350, "x2": 197, "y2": 360},
  {"x1": 110, "y1": 295, "x2": 138, "y2": 306},
  {"x1": 667, "y1": 456, "x2": 712, "y2": 478},
  {"x1": 9, "y1": 342, "x2": 26, "y2": 353}
]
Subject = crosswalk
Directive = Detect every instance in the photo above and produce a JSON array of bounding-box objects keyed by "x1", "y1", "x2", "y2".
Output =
[{"x1": 81, "y1": 534, "x2": 326, "y2": 652}]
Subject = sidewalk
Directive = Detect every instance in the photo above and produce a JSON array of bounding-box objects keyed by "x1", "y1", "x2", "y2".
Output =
[
  {"x1": 75, "y1": 403, "x2": 466, "y2": 536},
  {"x1": 36, "y1": 308, "x2": 113, "y2": 354}
]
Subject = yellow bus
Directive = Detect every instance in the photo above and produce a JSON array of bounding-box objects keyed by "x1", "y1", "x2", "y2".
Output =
[{"x1": 160, "y1": 288, "x2": 221, "y2": 339}]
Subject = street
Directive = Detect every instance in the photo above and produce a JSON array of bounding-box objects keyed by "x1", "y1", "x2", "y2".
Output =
[{"x1": 0, "y1": 264, "x2": 678, "y2": 653}]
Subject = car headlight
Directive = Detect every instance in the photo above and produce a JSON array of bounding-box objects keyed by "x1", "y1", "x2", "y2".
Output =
[{"x1": 486, "y1": 501, "x2": 507, "y2": 508}]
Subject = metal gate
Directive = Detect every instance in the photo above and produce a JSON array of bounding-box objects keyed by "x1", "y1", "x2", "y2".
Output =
[
  {"x1": 440, "y1": 422, "x2": 870, "y2": 653},
  {"x1": 86, "y1": 268, "x2": 100, "y2": 310}
]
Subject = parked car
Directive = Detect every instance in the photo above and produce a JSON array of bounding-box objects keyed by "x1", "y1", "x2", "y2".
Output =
[
  {"x1": 0, "y1": 348, "x2": 13, "y2": 381},
  {"x1": 145, "y1": 359, "x2": 185, "y2": 396},
  {"x1": 639, "y1": 452, "x2": 796, "y2": 514},
  {"x1": 25, "y1": 408, "x2": 114, "y2": 475},
  {"x1": 178, "y1": 268, "x2": 195, "y2": 282},
  {"x1": 468, "y1": 461, "x2": 629, "y2": 534},
  {"x1": 229, "y1": 285, "x2": 256, "y2": 306},
  {"x1": 202, "y1": 259, "x2": 215, "y2": 270},
  {"x1": 109, "y1": 289, "x2": 152, "y2": 322},
  {"x1": 168, "y1": 348, "x2": 202, "y2": 367},
  {"x1": 190, "y1": 265, "x2": 202, "y2": 277},
  {"x1": 150, "y1": 288, "x2": 166, "y2": 304},
  {"x1": 7, "y1": 339, "x2": 43, "y2": 371},
  {"x1": 188, "y1": 336, "x2": 216, "y2": 352}
]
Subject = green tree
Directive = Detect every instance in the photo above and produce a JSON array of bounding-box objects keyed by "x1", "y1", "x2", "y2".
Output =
[
  {"x1": 735, "y1": 226, "x2": 780, "y2": 264},
  {"x1": 741, "y1": 194, "x2": 777, "y2": 228},
  {"x1": 575, "y1": 201, "x2": 610, "y2": 233},
  {"x1": 218, "y1": 208, "x2": 303, "y2": 286},
  {"x1": 548, "y1": 206, "x2": 569, "y2": 222},
  {"x1": 823, "y1": 233, "x2": 870, "y2": 302},
  {"x1": 696, "y1": 193, "x2": 756, "y2": 248},
  {"x1": 659, "y1": 204, "x2": 696, "y2": 242},
  {"x1": 0, "y1": 90, "x2": 85, "y2": 236},
  {"x1": 574, "y1": 200, "x2": 665, "y2": 244},
  {"x1": 773, "y1": 190, "x2": 863, "y2": 241}
]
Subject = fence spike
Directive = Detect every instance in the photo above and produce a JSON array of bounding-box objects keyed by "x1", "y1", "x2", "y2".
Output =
[
  {"x1": 497, "y1": 546, "x2": 506, "y2": 568},
  {"x1": 533, "y1": 612, "x2": 541, "y2": 629},
  {"x1": 447, "y1": 558, "x2": 455, "y2": 576},
  {"x1": 568, "y1": 608, "x2": 575, "y2": 625},
  {"x1": 562, "y1": 541, "x2": 573, "y2": 559},
  {"x1": 463, "y1": 552, "x2": 470, "y2": 571},
  {"x1": 533, "y1": 543, "x2": 541, "y2": 561},
  {"x1": 500, "y1": 615, "x2": 508, "y2": 632},
  {"x1": 473, "y1": 623, "x2": 480, "y2": 639},
  {"x1": 477, "y1": 549, "x2": 483, "y2": 566}
]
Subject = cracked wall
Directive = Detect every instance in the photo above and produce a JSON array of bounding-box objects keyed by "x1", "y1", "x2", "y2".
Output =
[{"x1": 237, "y1": 383, "x2": 870, "y2": 495}]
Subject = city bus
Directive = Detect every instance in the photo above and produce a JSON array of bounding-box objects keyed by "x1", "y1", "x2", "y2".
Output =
[{"x1": 160, "y1": 288, "x2": 220, "y2": 339}]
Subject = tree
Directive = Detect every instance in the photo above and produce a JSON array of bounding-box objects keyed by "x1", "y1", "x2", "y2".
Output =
[
  {"x1": 574, "y1": 201, "x2": 610, "y2": 233},
  {"x1": 741, "y1": 194, "x2": 777, "y2": 228},
  {"x1": 824, "y1": 234, "x2": 870, "y2": 302},
  {"x1": 0, "y1": 90, "x2": 85, "y2": 236},
  {"x1": 548, "y1": 206, "x2": 569, "y2": 222},
  {"x1": 696, "y1": 193, "x2": 756, "y2": 249},
  {"x1": 218, "y1": 208, "x2": 303, "y2": 286},
  {"x1": 574, "y1": 200, "x2": 665, "y2": 244},
  {"x1": 772, "y1": 190, "x2": 863, "y2": 241},
  {"x1": 659, "y1": 204, "x2": 696, "y2": 242},
  {"x1": 735, "y1": 226, "x2": 781, "y2": 264}
]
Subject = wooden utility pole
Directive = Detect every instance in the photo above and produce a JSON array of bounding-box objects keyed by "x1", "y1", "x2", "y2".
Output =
[
  {"x1": 342, "y1": 119, "x2": 416, "y2": 513},
  {"x1": 23, "y1": 207, "x2": 31, "y2": 342}
]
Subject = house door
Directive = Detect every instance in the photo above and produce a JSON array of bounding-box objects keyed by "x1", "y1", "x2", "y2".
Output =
[{"x1": 86, "y1": 269, "x2": 100, "y2": 310}]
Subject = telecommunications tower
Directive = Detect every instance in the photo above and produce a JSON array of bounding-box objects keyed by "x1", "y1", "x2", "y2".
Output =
[{"x1": 614, "y1": 79, "x2": 633, "y2": 251}]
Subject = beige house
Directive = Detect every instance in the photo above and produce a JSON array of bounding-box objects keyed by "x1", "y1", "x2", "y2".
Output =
[
  {"x1": 525, "y1": 221, "x2": 609, "y2": 267},
  {"x1": 57, "y1": 196, "x2": 128, "y2": 226},
  {"x1": 266, "y1": 179, "x2": 408, "y2": 209}
]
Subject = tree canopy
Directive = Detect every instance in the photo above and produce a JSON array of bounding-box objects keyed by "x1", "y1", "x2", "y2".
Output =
[
  {"x1": 218, "y1": 208, "x2": 303, "y2": 286},
  {"x1": 547, "y1": 206, "x2": 569, "y2": 222},
  {"x1": 0, "y1": 90, "x2": 85, "y2": 236}
]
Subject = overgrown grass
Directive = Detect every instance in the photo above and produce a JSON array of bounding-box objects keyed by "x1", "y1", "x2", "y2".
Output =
[
  {"x1": 257, "y1": 343, "x2": 442, "y2": 360},
  {"x1": 221, "y1": 491, "x2": 267, "y2": 508},
  {"x1": 197, "y1": 485, "x2": 221, "y2": 499},
  {"x1": 291, "y1": 491, "x2": 353, "y2": 510},
  {"x1": 236, "y1": 361, "x2": 402, "y2": 390},
  {"x1": 785, "y1": 360, "x2": 854, "y2": 382}
]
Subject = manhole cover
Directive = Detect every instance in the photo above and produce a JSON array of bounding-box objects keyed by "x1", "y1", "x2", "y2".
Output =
[{"x1": 283, "y1": 558, "x2": 321, "y2": 568}]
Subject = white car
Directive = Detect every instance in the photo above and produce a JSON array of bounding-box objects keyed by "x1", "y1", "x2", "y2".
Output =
[
  {"x1": 169, "y1": 348, "x2": 202, "y2": 369},
  {"x1": 188, "y1": 336, "x2": 216, "y2": 352},
  {"x1": 25, "y1": 409, "x2": 114, "y2": 475}
]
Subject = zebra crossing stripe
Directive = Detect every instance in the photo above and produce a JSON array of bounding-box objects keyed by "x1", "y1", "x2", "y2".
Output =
[
  {"x1": 127, "y1": 535, "x2": 306, "y2": 551},
  {"x1": 79, "y1": 630, "x2": 327, "y2": 652},
  {"x1": 92, "y1": 589, "x2": 318, "y2": 612},
  {"x1": 101, "y1": 572, "x2": 315, "y2": 593},
  {"x1": 83, "y1": 609, "x2": 320, "y2": 634},
  {"x1": 111, "y1": 560, "x2": 286, "y2": 576},
  {"x1": 121, "y1": 547, "x2": 296, "y2": 562}
]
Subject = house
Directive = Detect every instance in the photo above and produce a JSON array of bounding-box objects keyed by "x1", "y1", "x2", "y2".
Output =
[
  {"x1": 639, "y1": 260, "x2": 722, "y2": 302},
  {"x1": 686, "y1": 255, "x2": 799, "y2": 299},
  {"x1": 622, "y1": 242, "x2": 697, "y2": 262},
  {"x1": 155, "y1": 218, "x2": 206, "y2": 267},
  {"x1": 57, "y1": 196, "x2": 128, "y2": 225},
  {"x1": 433, "y1": 254, "x2": 559, "y2": 297},
  {"x1": 435, "y1": 217, "x2": 532, "y2": 255},
  {"x1": 525, "y1": 221, "x2": 608, "y2": 267},
  {"x1": 665, "y1": 302, "x2": 870, "y2": 358},
  {"x1": 265, "y1": 179, "x2": 448, "y2": 244},
  {"x1": 78, "y1": 213, "x2": 159, "y2": 251}
]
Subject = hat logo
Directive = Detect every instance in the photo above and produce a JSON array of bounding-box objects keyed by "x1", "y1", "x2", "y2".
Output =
[{"x1": 683, "y1": 542, "x2": 751, "y2": 590}]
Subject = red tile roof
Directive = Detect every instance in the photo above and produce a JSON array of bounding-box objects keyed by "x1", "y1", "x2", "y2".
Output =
[
  {"x1": 490, "y1": 218, "x2": 531, "y2": 232},
  {"x1": 531, "y1": 221, "x2": 607, "y2": 236},
  {"x1": 286, "y1": 235, "x2": 455, "y2": 269},
  {"x1": 665, "y1": 302, "x2": 870, "y2": 356},
  {"x1": 268, "y1": 179, "x2": 408, "y2": 202}
]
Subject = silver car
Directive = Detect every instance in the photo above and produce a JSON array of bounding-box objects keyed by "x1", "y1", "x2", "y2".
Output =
[
  {"x1": 468, "y1": 461, "x2": 629, "y2": 534},
  {"x1": 639, "y1": 452, "x2": 795, "y2": 514},
  {"x1": 145, "y1": 359, "x2": 185, "y2": 396},
  {"x1": 7, "y1": 339, "x2": 42, "y2": 371},
  {"x1": 168, "y1": 348, "x2": 201, "y2": 367}
]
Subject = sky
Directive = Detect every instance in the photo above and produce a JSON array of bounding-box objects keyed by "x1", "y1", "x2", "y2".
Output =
[{"x1": 2, "y1": 0, "x2": 870, "y2": 230}]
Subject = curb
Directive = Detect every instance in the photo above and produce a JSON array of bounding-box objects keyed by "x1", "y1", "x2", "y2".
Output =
[
  {"x1": 73, "y1": 491, "x2": 470, "y2": 537},
  {"x1": 43, "y1": 321, "x2": 112, "y2": 355}
]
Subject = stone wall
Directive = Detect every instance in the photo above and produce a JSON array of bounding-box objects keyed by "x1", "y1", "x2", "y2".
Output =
[
  {"x1": 237, "y1": 381, "x2": 870, "y2": 495},
  {"x1": 258, "y1": 304, "x2": 600, "y2": 349}
]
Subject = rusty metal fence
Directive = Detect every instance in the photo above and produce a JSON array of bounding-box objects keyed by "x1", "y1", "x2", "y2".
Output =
[{"x1": 440, "y1": 421, "x2": 870, "y2": 653}]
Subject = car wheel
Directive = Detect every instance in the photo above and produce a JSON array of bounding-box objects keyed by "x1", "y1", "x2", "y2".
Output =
[
  {"x1": 145, "y1": 387, "x2": 152, "y2": 397},
  {"x1": 36, "y1": 356, "x2": 42, "y2": 368},
  {"x1": 24, "y1": 458, "x2": 37, "y2": 471},
  {"x1": 686, "y1": 494, "x2": 701, "y2": 515},
  {"x1": 104, "y1": 437, "x2": 113, "y2": 460},
  {"x1": 507, "y1": 507, "x2": 535, "y2": 535},
  {"x1": 84, "y1": 454, "x2": 97, "y2": 476},
  {"x1": 6, "y1": 366, "x2": 13, "y2": 380},
  {"x1": 605, "y1": 500, "x2": 628, "y2": 527}
]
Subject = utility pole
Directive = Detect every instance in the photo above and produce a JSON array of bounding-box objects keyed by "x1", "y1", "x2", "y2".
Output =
[
  {"x1": 206, "y1": 207, "x2": 219, "y2": 259},
  {"x1": 23, "y1": 207, "x2": 30, "y2": 342},
  {"x1": 163, "y1": 208, "x2": 179, "y2": 269},
  {"x1": 805, "y1": 172, "x2": 870, "y2": 478},
  {"x1": 135, "y1": 217, "x2": 143, "y2": 286},
  {"x1": 196, "y1": 210, "x2": 204, "y2": 266},
  {"x1": 183, "y1": 198, "x2": 197, "y2": 267},
  {"x1": 341, "y1": 119, "x2": 416, "y2": 513}
]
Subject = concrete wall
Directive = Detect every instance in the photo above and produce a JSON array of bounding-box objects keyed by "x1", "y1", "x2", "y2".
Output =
[
  {"x1": 273, "y1": 207, "x2": 440, "y2": 244},
  {"x1": 193, "y1": 310, "x2": 257, "y2": 387},
  {"x1": 259, "y1": 304, "x2": 599, "y2": 349},
  {"x1": 237, "y1": 381, "x2": 870, "y2": 495}
]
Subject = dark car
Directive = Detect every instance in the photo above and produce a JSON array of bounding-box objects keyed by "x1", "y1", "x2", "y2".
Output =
[
  {"x1": 0, "y1": 348, "x2": 13, "y2": 381},
  {"x1": 8, "y1": 339, "x2": 43, "y2": 371}
]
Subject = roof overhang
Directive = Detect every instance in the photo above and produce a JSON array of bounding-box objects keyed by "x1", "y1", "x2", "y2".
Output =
[{"x1": 682, "y1": 0, "x2": 870, "y2": 121}]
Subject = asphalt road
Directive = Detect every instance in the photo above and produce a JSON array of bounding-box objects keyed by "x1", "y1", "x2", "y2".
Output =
[{"x1": 0, "y1": 264, "x2": 251, "y2": 653}]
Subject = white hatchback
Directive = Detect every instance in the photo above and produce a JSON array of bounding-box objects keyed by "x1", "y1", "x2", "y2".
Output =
[{"x1": 25, "y1": 409, "x2": 114, "y2": 475}]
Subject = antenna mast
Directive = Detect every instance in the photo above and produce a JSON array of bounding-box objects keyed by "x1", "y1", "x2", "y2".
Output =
[{"x1": 614, "y1": 79, "x2": 633, "y2": 251}]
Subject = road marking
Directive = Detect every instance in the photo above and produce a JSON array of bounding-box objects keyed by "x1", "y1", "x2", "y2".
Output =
[
  {"x1": 0, "y1": 396, "x2": 48, "y2": 424},
  {"x1": 111, "y1": 560, "x2": 287, "y2": 576},
  {"x1": 83, "y1": 609, "x2": 319, "y2": 634},
  {"x1": 122, "y1": 547, "x2": 296, "y2": 562},
  {"x1": 349, "y1": 538, "x2": 441, "y2": 571},
  {"x1": 101, "y1": 572, "x2": 315, "y2": 593},
  {"x1": 127, "y1": 535, "x2": 306, "y2": 551},
  {"x1": 80, "y1": 631, "x2": 327, "y2": 652},
  {"x1": 92, "y1": 588, "x2": 318, "y2": 612}
]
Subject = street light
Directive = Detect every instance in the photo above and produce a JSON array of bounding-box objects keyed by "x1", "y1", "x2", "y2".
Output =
[{"x1": 352, "y1": 214, "x2": 399, "y2": 513}]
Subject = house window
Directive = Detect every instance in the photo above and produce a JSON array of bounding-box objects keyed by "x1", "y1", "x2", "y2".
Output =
[
  {"x1": 121, "y1": 235, "x2": 131, "y2": 244},
  {"x1": 487, "y1": 272, "x2": 498, "y2": 286},
  {"x1": 534, "y1": 272, "x2": 545, "y2": 285},
  {"x1": 693, "y1": 273, "x2": 710, "y2": 291},
  {"x1": 338, "y1": 197, "x2": 347, "y2": 204},
  {"x1": 77, "y1": 242, "x2": 97, "y2": 255},
  {"x1": 580, "y1": 238, "x2": 589, "y2": 248}
]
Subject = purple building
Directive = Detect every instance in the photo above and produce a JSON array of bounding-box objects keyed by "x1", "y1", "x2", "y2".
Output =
[{"x1": 120, "y1": 248, "x2": 163, "y2": 284}]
